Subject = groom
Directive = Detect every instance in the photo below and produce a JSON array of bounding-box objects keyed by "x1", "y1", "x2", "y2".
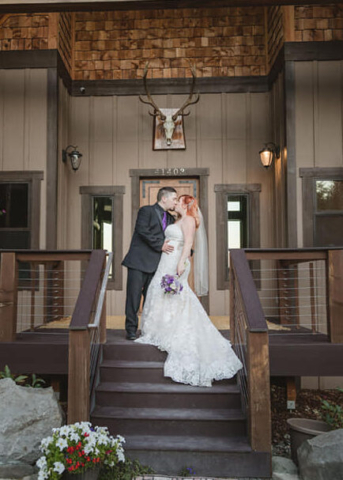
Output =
[{"x1": 122, "y1": 186, "x2": 178, "y2": 340}]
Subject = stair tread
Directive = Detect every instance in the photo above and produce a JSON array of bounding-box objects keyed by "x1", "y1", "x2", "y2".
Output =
[
  {"x1": 101, "y1": 360, "x2": 165, "y2": 369},
  {"x1": 96, "y1": 381, "x2": 240, "y2": 394},
  {"x1": 124, "y1": 435, "x2": 252, "y2": 453},
  {"x1": 92, "y1": 406, "x2": 245, "y2": 421}
]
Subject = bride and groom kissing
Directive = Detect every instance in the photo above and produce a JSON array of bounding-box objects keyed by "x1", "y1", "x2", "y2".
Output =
[{"x1": 122, "y1": 187, "x2": 242, "y2": 387}]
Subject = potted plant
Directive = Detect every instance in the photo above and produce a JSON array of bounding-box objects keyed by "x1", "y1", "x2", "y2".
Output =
[
  {"x1": 287, "y1": 387, "x2": 343, "y2": 464},
  {"x1": 36, "y1": 422, "x2": 125, "y2": 480}
]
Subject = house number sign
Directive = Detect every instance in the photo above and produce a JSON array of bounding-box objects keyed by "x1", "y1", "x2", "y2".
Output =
[{"x1": 154, "y1": 168, "x2": 186, "y2": 176}]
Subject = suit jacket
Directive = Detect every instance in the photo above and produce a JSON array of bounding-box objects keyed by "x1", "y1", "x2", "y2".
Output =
[{"x1": 122, "y1": 203, "x2": 175, "y2": 273}]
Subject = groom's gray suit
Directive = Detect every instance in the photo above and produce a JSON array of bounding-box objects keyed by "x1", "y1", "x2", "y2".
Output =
[{"x1": 122, "y1": 203, "x2": 174, "y2": 337}]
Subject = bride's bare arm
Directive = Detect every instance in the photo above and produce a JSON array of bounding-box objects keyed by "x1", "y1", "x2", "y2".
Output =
[{"x1": 177, "y1": 216, "x2": 196, "y2": 276}]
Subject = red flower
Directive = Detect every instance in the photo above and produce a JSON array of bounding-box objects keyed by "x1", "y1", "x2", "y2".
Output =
[
  {"x1": 84, "y1": 433, "x2": 89, "y2": 437},
  {"x1": 87, "y1": 457, "x2": 91, "y2": 462}
]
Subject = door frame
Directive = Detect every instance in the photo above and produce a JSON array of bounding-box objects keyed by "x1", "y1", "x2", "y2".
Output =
[{"x1": 129, "y1": 167, "x2": 210, "y2": 311}]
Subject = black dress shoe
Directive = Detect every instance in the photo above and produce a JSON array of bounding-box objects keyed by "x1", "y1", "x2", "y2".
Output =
[{"x1": 126, "y1": 333, "x2": 136, "y2": 340}]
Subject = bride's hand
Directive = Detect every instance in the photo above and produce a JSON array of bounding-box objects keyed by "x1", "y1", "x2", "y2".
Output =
[{"x1": 177, "y1": 260, "x2": 186, "y2": 277}]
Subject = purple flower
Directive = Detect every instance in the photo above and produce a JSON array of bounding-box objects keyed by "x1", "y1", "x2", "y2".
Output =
[{"x1": 161, "y1": 274, "x2": 183, "y2": 295}]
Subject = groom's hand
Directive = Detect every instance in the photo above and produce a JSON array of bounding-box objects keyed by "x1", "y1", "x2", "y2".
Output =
[{"x1": 162, "y1": 240, "x2": 174, "y2": 254}]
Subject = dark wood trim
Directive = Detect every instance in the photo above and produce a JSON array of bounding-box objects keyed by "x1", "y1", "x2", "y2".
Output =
[
  {"x1": 300, "y1": 167, "x2": 343, "y2": 178},
  {"x1": 46, "y1": 68, "x2": 58, "y2": 250},
  {"x1": 57, "y1": 51, "x2": 72, "y2": 94},
  {"x1": 2, "y1": 0, "x2": 338, "y2": 14},
  {"x1": 285, "y1": 41, "x2": 343, "y2": 62},
  {"x1": 284, "y1": 61, "x2": 297, "y2": 248},
  {"x1": 0, "y1": 171, "x2": 43, "y2": 249},
  {"x1": 72, "y1": 76, "x2": 268, "y2": 97},
  {"x1": 215, "y1": 184, "x2": 261, "y2": 290},
  {"x1": 0, "y1": 50, "x2": 57, "y2": 69},
  {"x1": 80, "y1": 185, "x2": 125, "y2": 290}
]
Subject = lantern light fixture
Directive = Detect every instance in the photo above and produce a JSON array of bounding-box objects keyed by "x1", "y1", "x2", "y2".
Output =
[
  {"x1": 62, "y1": 145, "x2": 83, "y2": 172},
  {"x1": 259, "y1": 142, "x2": 281, "y2": 169}
]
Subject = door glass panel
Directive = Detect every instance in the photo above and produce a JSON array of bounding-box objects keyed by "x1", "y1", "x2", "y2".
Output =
[
  {"x1": 227, "y1": 194, "x2": 248, "y2": 267},
  {"x1": 316, "y1": 180, "x2": 343, "y2": 211}
]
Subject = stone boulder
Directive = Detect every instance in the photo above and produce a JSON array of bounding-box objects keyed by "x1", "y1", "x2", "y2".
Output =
[
  {"x1": 0, "y1": 378, "x2": 63, "y2": 465},
  {"x1": 298, "y1": 428, "x2": 343, "y2": 480},
  {"x1": 272, "y1": 456, "x2": 300, "y2": 480}
]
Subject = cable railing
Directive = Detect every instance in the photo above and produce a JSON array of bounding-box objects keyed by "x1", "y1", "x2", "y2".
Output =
[{"x1": 245, "y1": 248, "x2": 343, "y2": 343}]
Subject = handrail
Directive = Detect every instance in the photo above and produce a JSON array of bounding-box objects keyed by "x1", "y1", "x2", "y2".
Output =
[
  {"x1": 88, "y1": 252, "x2": 113, "y2": 329},
  {"x1": 230, "y1": 249, "x2": 267, "y2": 332},
  {"x1": 69, "y1": 250, "x2": 106, "y2": 330}
]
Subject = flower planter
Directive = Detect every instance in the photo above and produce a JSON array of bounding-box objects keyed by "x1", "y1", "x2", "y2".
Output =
[
  {"x1": 62, "y1": 467, "x2": 100, "y2": 480},
  {"x1": 287, "y1": 418, "x2": 331, "y2": 465}
]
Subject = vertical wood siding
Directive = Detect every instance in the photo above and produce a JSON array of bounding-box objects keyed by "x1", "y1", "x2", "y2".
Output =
[
  {"x1": 295, "y1": 60, "x2": 343, "y2": 247},
  {"x1": 0, "y1": 68, "x2": 47, "y2": 249}
]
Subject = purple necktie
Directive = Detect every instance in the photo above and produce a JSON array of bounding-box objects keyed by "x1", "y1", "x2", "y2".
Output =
[{"x1": 162, "y1": 211, "x2": 167, "y2": 231}]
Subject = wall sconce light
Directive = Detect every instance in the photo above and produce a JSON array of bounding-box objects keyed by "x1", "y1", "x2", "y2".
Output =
[
  {"x1": 259, "y1": 142, "x2": 280, "y2": 169},
  {"x1": 62, "y1": 145, "x2": 83, "y2": 172}
]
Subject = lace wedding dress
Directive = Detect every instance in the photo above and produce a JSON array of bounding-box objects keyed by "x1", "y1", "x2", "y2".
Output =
[{"x1": 135, "y1": 223, "x2": 242, "y2": 387}]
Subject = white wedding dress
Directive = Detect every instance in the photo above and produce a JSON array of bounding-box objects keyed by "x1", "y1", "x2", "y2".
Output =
[{"x1": 135, "y1": 223, "x2": 242, "y2": 387}]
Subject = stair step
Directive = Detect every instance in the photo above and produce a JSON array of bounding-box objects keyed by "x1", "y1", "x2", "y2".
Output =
[
  {"x1": 122, "y1": 435, "x2": 270, "y2": 477},
  {"x1": 100, "y1": 359, "x2": 236, "y2": 385},
  {"x1": 95, "y1": 381, "x2": 241, "y2": 409},
  {"x1": 91, "y1": 406, "x2": 246, "y2": 437}
]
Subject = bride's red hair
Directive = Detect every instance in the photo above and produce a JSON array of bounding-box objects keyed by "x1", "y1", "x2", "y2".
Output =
[{"x1": 179, "y1": 195, "x2": 200, "y2": 229}]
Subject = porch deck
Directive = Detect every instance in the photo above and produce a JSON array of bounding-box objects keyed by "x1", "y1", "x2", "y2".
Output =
[{"x1": 1, "y1": 327, "x2": 342, "y2": 378}]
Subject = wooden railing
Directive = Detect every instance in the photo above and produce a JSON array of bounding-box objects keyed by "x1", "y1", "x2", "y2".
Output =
[
  {"x1": 230, "y1": 249, "x2": 271, "y2": 453},
  {"x1": 67, "y1": 249, "x2": 111, "y2": 424},
  {"x1": 245, "y1": 248, "x2": 343, "y2": 344}
]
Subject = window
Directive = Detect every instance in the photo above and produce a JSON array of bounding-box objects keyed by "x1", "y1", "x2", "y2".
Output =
[
  {"x1": 300, "y1": 169, "x2": 343, "y2": 247},
  {"x1": 80, "y1": 186, "x2": 125, "y2": 290},
  {"x1": 0, "y1": 172, "x2": 43, "y2": 250},
  {"x1": 215, "y1": 184, "x2": 261, "y2": 290}
]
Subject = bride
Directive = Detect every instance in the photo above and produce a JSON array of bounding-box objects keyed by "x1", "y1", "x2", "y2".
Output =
[{"x1": 135, "y1": 194, "x2": 242, "y2": 387}]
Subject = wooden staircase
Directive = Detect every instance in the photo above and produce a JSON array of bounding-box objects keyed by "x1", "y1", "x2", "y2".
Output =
[{"x1": 91, "y1": 331, "x2": 271, "y2": 478}]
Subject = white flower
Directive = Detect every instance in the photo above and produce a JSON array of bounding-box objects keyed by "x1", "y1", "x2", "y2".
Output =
[
  {"x1": 69, "y1": 432, "x2": 80, "y2": 442},
  {"x1": 53, "y1": 462, "x2": 65, "y2": 474},
  {"x1": 38, "y1": 470, "x2": 49, "y2": 480},
  {"x1": 84, "y1": 443, "x2": 94, "y2": 455},
  {"x1": 117, "y1": 449, "x2": 125, "y2": 462},
  {"x1": 59, "y1": 425, "x2": 70, "y2": 436},
  {"x1": 36, "y1": 456, "x2": 47, "y2": 469},
  {"x1": 117, "y1": 435, "x2": 125, "y2": 443},
  {"x1": 56, "y1": 438, "x2": 68, "y2": 451}
]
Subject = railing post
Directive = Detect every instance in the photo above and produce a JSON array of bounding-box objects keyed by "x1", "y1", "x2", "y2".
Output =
[
  {"x1": 100, "y1": 293, "x2": 107, "y2": 344},
  {"x1": 229, "y1": 265, "x2": 236, "y2": 345},
  {"x1": 68, "y1": 329, "x2": 90, "y2": 423},
  {"x1": 247, "y1": 331, "x2": 271, "y2": 452},
  {"x1": 0, "y1": 252, "x2": 17, "y2": 342},
  {"x1": 328, "y1": 250, "x2": 343, "y2": 343}
]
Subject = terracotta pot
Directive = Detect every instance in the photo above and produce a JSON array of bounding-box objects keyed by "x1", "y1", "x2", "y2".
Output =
[
  {"x1": 62, "y1": 467, "x2": 100, "y2": 480},
  {"x1": 287, "y1": 418, "x2": 331, "y2": 465}
]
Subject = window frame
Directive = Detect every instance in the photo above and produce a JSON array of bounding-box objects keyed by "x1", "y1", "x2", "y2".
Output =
[
  {"x1": 0, "y1": 171, "x2": 43, "y2": 250},
  {"x1": 215, "y1": 184, "x2": 261, "y2": 290},
  {"x1": 300, "y1": 168, "x2": 343, "y2": 247},
  {"x1": 80, "y1": 185, "x2": 125, "y2": 290}
]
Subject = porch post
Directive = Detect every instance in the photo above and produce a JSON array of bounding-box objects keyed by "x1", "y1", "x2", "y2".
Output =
[
  {"x1": 68, "y1": 329, "x2": 90, "y2": 423},
  {"x1": 0, "y1": 252, "x2": 17, "y2": 342},
  {"x1": 328, "y1": 250, "x2": 343, "y2": 343}
]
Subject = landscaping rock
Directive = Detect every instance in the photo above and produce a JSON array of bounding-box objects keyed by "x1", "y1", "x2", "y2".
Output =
[
  {"x1": 0, "y1": 378, "x2": 63, "y2": 464},
  {"x1": 272, "y1": 456, "x2": 298, "y2": 475},
  {"x1": 298, "y1": 428, "x2": 343, "y2": 480},
  {"x1": 0, "y1": 460, "x2": 36, "y2": 479},
  {"x1": 273, "y1": 473, "x2": 300, "y2": 480}
]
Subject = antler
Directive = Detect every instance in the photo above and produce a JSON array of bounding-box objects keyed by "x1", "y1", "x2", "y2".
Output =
[
  {"x1": 172, "y1": 64, "x2": 200, "y2": 121},
  {"x1": 139, "y1": 62, "x2": 166, "y2": 121}
]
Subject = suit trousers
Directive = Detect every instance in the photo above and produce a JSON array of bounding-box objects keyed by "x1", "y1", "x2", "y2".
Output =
[{"x1": 125, "y1": 268, "x2": 154, "y2": 335}]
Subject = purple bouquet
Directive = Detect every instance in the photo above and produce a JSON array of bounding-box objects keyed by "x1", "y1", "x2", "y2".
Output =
[{"x1": 161, "y1": 274, "x2": 183, "y2": 295}]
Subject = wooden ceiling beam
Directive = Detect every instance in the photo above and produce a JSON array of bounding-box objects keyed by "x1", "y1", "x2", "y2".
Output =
[{"x1": 1, "y1": 0, "x2": 343, "y2": 14}]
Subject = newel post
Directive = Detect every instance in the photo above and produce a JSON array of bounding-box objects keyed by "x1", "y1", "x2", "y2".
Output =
[
  {"x1": 68, "y1": 328, "x2": 90, "y2": 423},
  {"x1": 328, "y1": 250, "x2": 343, "y2": 343},
  {"x1": 247, "y1": 331, "x2": 271, "y2": 452},
  {"x1": 0, "y1": 252, "x2": 17, "y2": 342},
  {"x1": 229, "y1": 265, "x2": 236, "y2": 344}
]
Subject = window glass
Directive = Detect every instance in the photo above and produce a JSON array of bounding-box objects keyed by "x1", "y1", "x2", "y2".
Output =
[
  {"x1": 0, "y1": 183, "x2": 28, "y2": 228},
  {"x1": 227, "y1": 194, "x2": 248, "y2": 266},
  {"x1": 316, "y1": 180, "x2": 343, "y2": 211},
  {"x1": 93, "y1": 196, "x2": 113, "y2": 276}
]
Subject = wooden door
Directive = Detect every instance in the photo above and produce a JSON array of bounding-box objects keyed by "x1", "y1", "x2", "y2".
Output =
[{"x1": 139, "y1": 177, "x2": 200, "y2": 293}]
